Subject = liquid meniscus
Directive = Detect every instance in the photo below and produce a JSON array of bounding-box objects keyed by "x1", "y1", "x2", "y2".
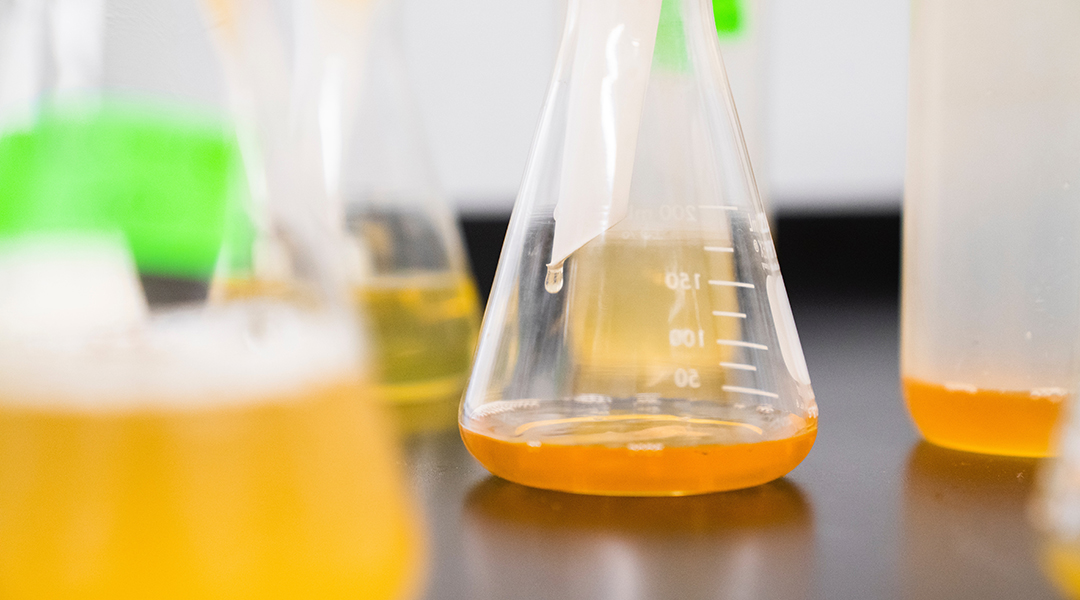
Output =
[
  {"x1": 461, "y1": 399, "x2": 816, "y2": 496},
  {"x1": 902, "y1": 377, "x2": 1063, "y2": 457}
]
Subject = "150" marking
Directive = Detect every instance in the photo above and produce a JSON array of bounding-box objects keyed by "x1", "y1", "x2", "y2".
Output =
[{"x1": 665, "y1": 272, "x2": 701, "y2": 290}]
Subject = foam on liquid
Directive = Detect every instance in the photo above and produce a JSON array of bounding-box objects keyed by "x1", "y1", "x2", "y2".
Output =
[
  {"x1": 0, "y1": 304, "x2": 361, "y2": 411},
  {"x1": 0, "y1": 234, "x2": 361, "y2": 410}
]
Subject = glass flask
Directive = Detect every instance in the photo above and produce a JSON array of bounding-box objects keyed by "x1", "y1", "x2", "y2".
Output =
[
  {"x1": 214, "y1": 0, "x2": 482, "y2": 428},
  {"x1": 459, "y1": 0, "x2": 817, "y2": 496},
  {"x1": 714, "y1": 0, "x2": 770, "y2": 214},
  {"x1": 0, "y1": 0, "x2": 422, "y2": 597},
  {"x1": 326, "y1": 0, "x2": 482, "y2": 419},
  {"x1": 902, "y1": 0, "x2": 1080, "y2": 457}
]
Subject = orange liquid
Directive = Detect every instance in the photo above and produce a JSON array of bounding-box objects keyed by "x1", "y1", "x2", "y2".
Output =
[
  {"x1": 460, "y1": 417, "x2": 816, "y2": 496},
  {"x1": 902, "y1": 377, "x2": 1063, "y2": 457}
]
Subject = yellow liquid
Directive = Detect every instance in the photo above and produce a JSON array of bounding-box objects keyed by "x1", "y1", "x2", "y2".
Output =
[
  {"x1": 355, "y1": 273, "x2": 480, "y2": 405},
  {"x1": 212, "y1": 273, "x2": 480, "y2": 408},
  {"x1": 1044, "y1": 540, "x2": 1080, "y2": 599},
  {"x1": 903, "y1": 377, "x2": 1063, "y2": 457},
  {"x1": 0, "y1": 381, "x2": 420, "y2": 599},
  {"x1": 462, "y1": 401, "x2": 816, "y2": 496},
  {"x1": 565, "y1": 234, "x2": 742, "y2": 398}
]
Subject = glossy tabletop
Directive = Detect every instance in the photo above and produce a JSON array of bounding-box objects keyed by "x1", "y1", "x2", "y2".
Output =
[{"x1": 399, "y1": 296, "x2": 1064, "y2": 600}]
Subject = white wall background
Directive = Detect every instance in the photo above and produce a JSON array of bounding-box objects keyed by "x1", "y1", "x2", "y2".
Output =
[{"x1": 400, "y1": 0, "x2": 909, "y2": 215}]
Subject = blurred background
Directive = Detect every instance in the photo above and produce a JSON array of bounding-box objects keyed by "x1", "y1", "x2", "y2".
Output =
[
  {"x1": 394, "y1": 0, "x2": 908, "y2": 301},
  {"x1": 138, "y1": 0, "x2": 909, "y2": 300},
  {"x1": 400, "y1": 0, "x2": 907, "y2": 215}
]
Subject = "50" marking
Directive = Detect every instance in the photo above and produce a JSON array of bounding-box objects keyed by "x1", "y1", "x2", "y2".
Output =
[{"x1": 674, "y1": 368, "x2": 701, "y2": 388}]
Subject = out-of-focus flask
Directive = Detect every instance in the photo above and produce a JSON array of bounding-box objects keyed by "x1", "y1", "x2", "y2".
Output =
[
  {"x1": 345, "y1": 3, "x2": 481, "y2": 427},
  {"x1": 902, "y1": 0, "x2": 1080, "y2": 457},
  {"x1": 458, "y1": 0, "x2": 817, "y2": 497},
  {"x1": 0, "y1": 0, "x2": 422, "y2": 596},
  {"x1": 212, "y1": 0, "x2": 481, "y2": 429}
]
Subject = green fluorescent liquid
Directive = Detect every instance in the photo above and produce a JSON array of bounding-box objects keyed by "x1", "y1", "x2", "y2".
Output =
[{"x1": 0, "y1": 103, "x2": 241, "y2": 279}]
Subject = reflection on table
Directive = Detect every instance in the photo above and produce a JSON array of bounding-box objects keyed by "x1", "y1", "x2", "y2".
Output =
[
  {"x1": 462, "y1": 477, "x2": 814, "y2": 600},
  {"x1": 902, "y1": 442, "x2": 1059, "y2": 599}
]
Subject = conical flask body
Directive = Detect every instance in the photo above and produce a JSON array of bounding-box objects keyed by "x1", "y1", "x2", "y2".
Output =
[
  {"x1": 340, "y1": 4, "x2": 481, "y2": 420},
  {"x1": 207, "y1": 0, "x2": 481, "y2": 428},
  {"x1": 459, "y1": 0, "x2": 817, "y2": 496},
  {"x1": 0, "y1": 1, "x2": 423, "y2": 596}
]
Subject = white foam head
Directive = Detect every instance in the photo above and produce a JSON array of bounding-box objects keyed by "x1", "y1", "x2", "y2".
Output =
[
  {"x1": 0, "y1": 235, "x2": 365, "y2": 411},
  {"x1": 0, "y1": 302, "x2": 364, "y2": 410}
]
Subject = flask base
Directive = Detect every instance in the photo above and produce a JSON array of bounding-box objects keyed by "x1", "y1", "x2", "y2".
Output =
[
  {"x1": 902, "y1": 377, "x2": 1063, "y2": 458},
  {"x1": 460, "y1": 411, "x2": 816, "y2": 496}
]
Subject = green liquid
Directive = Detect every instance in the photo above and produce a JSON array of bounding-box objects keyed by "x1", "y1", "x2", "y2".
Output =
[{"x1": 0, "y1": 103, "x2": 241, "y2": 279}]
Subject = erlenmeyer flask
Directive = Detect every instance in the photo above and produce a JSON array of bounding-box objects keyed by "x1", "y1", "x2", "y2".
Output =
[
  {"x1": 715, "y1": 0, "x2": 771, "y2": 220},
  {"x1": 213, "y1": 0, "x2": 482, "y2": 428},
  {"x1": 0, "y1": 0, "x2": 422, "y2": 596},
  {"x1": 341, "y1": 2, "x2": 481, "y2": 421},
  {"x1": 459, "y1": 0, "x2": 817, "y2": 496}
]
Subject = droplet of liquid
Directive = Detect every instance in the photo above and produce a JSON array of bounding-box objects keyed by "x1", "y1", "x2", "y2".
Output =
[{"x1": 545, "y1": 261, "x2": 564, "y2": 294}]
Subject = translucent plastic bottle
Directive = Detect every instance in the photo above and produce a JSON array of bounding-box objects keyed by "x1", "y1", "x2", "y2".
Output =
[
  {"x1": 459, "y1": 0, "x2": 817, "y2": 496},
  {"x1": 0, "y1": 1, "x2": 422, "y2": 596},
  {"x1": 902, "y1": 0, "x2": 1080, "y2": 457}
]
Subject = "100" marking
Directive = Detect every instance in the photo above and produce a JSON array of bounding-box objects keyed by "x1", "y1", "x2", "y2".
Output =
[{"x1": 669, "y1": 328, "x2": 705, "y2": 348}]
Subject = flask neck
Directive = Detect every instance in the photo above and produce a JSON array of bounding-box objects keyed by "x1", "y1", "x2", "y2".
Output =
[
  {"x1": 545, "y1": 0, "x2": 730, "y2": 268},
  {"x1": 562, "y1": 0, "x2": 716, "y2": 72}
]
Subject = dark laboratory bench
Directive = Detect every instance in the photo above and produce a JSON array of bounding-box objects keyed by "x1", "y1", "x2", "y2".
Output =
[{"x1": 398, "y1": 293, "x2": 1063, "y2": 600}]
